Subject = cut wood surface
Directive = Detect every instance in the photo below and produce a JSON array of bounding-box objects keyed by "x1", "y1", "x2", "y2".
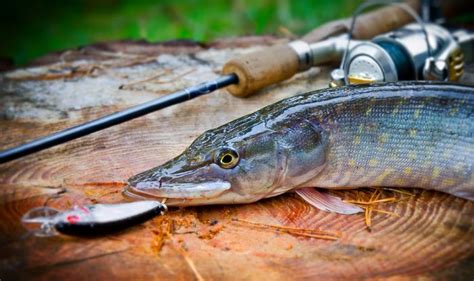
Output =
[{"x1": 0, "y1": 37, "x2": 473, "y2": 281}]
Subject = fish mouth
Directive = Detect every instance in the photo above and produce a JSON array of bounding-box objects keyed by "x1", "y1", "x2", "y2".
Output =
[{"x1": 123, "y1": 181, "x2": 231, "y2": 206}]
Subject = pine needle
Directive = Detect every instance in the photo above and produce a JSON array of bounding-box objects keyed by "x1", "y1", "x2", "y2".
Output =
[
  {"x1": 383, "y1": 188, "x2": 415, "y2": 196},
  {"x1": 169, "y1": 235, "x2": 205, "y2": 281},
  {"x1": 120, "y1": 70, "x2": 170, "y2": 89},
  {"x1": 232, "y1": 218, "x2": 340, "y2": 240},
  {"x1": 153, "y1": 69, "x2": 196, "y2": 84},
  {"x1": 344, "y1": 197, "x2": 397, "y2": 204},
  {"x1": 371, "y1": 208, "x2": 400, "y2": 217},
  {"x1": 345, "y1": 188, "x2": 407, "y2": 230},
  {"x1": 364, "y1": 189, "x2": 382, "y2": 230}
]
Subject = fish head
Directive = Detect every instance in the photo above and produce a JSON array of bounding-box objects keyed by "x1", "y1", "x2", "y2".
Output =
[{"x1": 125, "y1": 116, "x2": 328, "y2": 206}]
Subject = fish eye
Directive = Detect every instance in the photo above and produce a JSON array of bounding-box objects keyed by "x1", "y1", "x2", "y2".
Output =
[{"x1": 216, "y1": 148, "x2": 239, "y2": 169}]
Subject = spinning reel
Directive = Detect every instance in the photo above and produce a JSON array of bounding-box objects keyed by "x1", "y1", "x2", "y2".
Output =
[
  {"x1": 329, "y1": 23, "x2": 472, "y2": 86},
  {"x1": 329, "y1": 2, "x2": 473, "y2": 86}
]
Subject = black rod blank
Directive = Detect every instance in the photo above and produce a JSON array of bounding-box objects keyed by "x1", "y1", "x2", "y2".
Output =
[{"x1": 0, "y1": 74, "x2": 238, "y2": 164}]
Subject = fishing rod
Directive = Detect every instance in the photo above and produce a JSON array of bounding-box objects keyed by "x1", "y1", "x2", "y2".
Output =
[
  {"x1": 0, "y1": 75, "x2": 238, "y2": 163},
  {"x1": 0, "y1": 1, "x2": 464, "y2": 164}
]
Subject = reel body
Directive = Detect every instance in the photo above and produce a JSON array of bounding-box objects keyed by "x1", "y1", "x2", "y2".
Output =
[{"x1": 340, "y1": 23, "x2": 468, "y2": 85}]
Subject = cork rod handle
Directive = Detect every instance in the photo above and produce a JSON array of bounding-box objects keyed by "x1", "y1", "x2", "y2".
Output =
[{"x1": 222, "y1": 44, "x2": 300, "y2": 97}]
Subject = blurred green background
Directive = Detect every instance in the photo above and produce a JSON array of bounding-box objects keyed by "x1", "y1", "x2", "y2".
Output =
[{"x1": 0, "y1": 0, "x2": 363, "y2": 66}]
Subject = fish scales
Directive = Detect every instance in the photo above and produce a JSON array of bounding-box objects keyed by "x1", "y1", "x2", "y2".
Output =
[
  {"x1": 310, "y1": 86, "x2": 473, "y2": 199},
  {"x1": 127, "y1": 82, "x2": 474, "y2": 205}
]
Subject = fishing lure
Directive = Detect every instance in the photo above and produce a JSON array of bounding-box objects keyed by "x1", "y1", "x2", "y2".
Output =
[{"x1": 21, "y1": 201, "x2": 167, "y2": 237}]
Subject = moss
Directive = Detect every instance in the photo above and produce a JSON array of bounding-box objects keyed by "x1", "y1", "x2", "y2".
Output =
[{"x1": 0, "y1": 0, "x2": 361, "y2": 65}]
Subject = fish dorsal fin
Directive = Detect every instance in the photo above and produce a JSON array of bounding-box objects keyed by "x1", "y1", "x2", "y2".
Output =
[{"x1": 295, "y1": 187, "x2": 363, "y2": 215}]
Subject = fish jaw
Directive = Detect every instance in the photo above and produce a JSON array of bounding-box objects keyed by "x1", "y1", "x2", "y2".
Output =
[
  {"x1": 123, "y1": 183, "x2": 249, "y2": 206},
  {"x1": 124, "y1": 180, "x2": 231, "y2": 200}
]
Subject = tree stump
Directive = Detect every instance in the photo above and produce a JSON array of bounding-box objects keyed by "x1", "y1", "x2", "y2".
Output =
[{"x1": 0, "y1": 37, "x2": 473, "y2": 280}]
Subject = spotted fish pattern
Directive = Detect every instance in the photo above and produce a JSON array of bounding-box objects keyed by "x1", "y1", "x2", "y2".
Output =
[{"x1": 293, "y1": 82, "x2": 473, "y2": 200}]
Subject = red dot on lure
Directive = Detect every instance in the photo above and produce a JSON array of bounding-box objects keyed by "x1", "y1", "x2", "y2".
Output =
[{"x1": 67, "y1": 215, "x2": 80, "y2": 224}]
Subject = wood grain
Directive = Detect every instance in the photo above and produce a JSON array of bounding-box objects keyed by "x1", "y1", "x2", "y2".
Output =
[{"x1": 0, "y1": 38, "x2": 473, "y2": 281}]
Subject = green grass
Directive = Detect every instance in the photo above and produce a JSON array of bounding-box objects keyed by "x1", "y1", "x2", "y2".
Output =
[{"x1": 0, "y1": 0, "x2": 362, "y2": 65}]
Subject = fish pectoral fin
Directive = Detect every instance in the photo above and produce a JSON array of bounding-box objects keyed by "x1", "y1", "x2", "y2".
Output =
[{"x1": 295, "y1": 187, "x2": 363, "y2": 215}]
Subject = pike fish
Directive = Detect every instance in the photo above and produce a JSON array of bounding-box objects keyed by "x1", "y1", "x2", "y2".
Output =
[{"x1": 125, "y1": 82, "x2": 473, "y2": 214}]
